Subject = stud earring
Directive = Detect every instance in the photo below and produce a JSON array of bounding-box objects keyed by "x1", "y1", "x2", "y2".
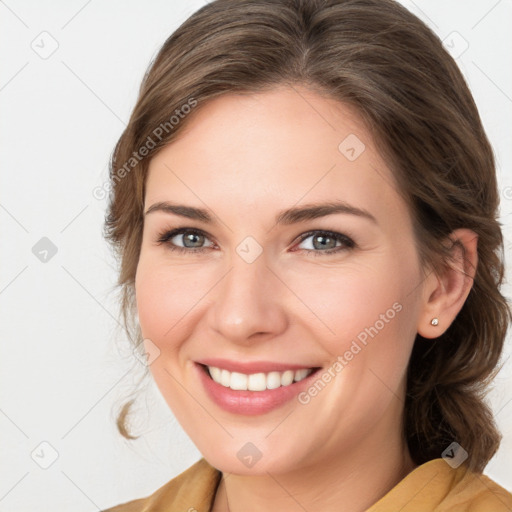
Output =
[{"x1": 430, "y1": 317, "x2": 439, "y2": 326}]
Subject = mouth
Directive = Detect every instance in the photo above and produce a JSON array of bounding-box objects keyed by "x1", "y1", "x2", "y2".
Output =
[
  {"x1": 195, "y1": 360, "x2": 322, "y2": 415},
  {"x1": 201, "y1": 364, "x2": 315, "y2": 391}
]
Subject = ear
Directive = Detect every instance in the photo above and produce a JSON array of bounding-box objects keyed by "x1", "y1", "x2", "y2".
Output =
[{"x1": 417, "y1": 228, "x2": 478, "y2": 339}]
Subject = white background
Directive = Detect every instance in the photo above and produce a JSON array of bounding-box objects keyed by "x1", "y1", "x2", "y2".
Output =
[{"x1": 1, "y1": 1, "x2": 511, "y2": 511}]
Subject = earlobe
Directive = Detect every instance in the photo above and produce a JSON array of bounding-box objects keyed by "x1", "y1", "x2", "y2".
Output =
[{"x1": 417, "y1": 228, "x2": 478, "y2": 339}]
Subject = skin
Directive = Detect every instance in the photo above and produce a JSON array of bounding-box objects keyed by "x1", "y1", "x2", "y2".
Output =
[{"x1": 135, "y1": 85, "x2": 478, "y2": 512}]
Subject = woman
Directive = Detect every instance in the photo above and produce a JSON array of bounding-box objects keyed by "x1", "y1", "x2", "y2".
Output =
[{"x1": 101, "y1": 0, "x2": 512, "y2": 510}]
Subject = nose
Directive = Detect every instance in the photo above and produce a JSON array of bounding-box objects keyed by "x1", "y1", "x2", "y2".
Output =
[{"x1": 207, "y1": 251, "x2": 288, "y2": 345}]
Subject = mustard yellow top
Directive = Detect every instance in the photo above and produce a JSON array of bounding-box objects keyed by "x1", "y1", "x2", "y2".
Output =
[{"x1": 102, "y1": 457, "x2": 512, "y2": 512}]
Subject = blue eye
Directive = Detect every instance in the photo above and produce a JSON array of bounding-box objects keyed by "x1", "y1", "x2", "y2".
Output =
[
  {"x1": 156, "y1": 228, "x2": 215, "y2": 253},
  {"x1": 155, "y1": 228, "x2": 355, "y2": 256},
  {"x1": 294, "y1": 230, "x2": 355, "y2": 256}
]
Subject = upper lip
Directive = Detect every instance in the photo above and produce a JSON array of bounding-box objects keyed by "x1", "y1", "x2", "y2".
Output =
[{"x1": 196, "y1": 358, "x2": 318, "y2": 374}]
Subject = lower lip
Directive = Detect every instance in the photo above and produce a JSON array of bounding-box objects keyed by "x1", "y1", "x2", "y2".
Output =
[{"x1": 196, "y1": 363, "x2": 319, "y2": 415}]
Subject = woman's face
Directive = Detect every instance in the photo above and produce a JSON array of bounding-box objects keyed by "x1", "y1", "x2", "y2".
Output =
[{"x1": 135, "y1": 86, "x2": 427, "y2": 475}]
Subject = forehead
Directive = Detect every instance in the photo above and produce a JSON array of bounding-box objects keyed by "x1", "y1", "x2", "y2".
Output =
[{"x1": 145, "y1": 86, "x2": 406, "y2": 226}]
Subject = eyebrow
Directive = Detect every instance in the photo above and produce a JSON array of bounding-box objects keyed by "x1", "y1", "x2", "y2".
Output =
[{"x1": 144, "y1": 200, "x2": 378, "y2": 226}]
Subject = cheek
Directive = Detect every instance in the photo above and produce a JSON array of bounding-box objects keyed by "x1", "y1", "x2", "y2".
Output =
[
  {"x1": 135, "y1": 255, "x2": 209, "y2": 344},
  {"x1": 288, "y1": 250, "x2": 422, "y2": 418},
  {"x1": 289, "y1": 257, "x2": 420, "y2": 441},
  {"x1": 289, "y1": 257, "x2": 418, "y2": 354},
  {"x1": 134, "y1": 257, "x2": 208, "y2": 419}
]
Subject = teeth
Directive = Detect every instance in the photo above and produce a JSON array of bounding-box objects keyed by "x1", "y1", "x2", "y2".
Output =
[
  {"x1": 207, "y1": 366, "x2": 314, "y2": 391},
  {"x1": 220, "y1": 369, "x2": 230, "y2": 387},
  {"x1": 266, "y1": 371, "x2": 281, "y2": 390},
  {"x1": 230, "y1": 372, "x2": 247, "y2": 390},
  {"x1": 281, "y1": 370, "x2": 294, "y2": 386},
  {"x1": 209, "y1": 366, "x2": 222, "y2": 382},
  {"x1": 294, "y1": 368, "x2": 310, "y2": 381},
  {"x1": 248, "y1": 372, "x2": 267, "y2": 391}
]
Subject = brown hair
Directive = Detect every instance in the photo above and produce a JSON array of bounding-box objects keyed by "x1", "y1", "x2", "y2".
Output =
[{"x1": 104, "y1": 0, "x2": 511, "y2": 471}]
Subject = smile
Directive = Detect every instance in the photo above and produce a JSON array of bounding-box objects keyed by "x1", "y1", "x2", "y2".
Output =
[
  {"x1": 195, "y1": 360, "x2": 321, "y2": 415},
  {"x1": 206, "y1": 365, "x2": 314, "y2": 391}
]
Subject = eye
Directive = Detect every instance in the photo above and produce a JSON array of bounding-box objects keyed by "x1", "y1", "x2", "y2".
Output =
[
  {"x1": 155, "y1": 227, "x2": 355, "y2": 256},
  {"x1": 293, "y1": 230, "x2": 355, "y2": 256},
  {"x1": 156, "y1": 228, "x2": 215, "y2": 253}
]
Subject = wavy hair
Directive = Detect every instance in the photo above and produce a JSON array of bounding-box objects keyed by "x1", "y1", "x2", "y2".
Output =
[{"x1": 103, "y1": 0, "x2": 511, "y2": 471}]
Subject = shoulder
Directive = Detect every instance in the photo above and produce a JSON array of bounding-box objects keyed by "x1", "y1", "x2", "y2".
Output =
[
  {"x1": 440, "y1": 469, "x2": 512, "y2": 512},
  {"x1": 367, "y1": 458, "x2": 512, "y2": 512},
  {"x1": 101, "y1": 458, "x2": 221, "y2": 512},
  {"x1": 410, "y1": 459, "x2": 512, "y2": 512}
]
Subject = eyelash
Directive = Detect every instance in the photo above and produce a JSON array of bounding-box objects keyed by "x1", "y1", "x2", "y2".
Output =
[{"x1": 155, "y1": 227, "x2": 356, "y2": 257}]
